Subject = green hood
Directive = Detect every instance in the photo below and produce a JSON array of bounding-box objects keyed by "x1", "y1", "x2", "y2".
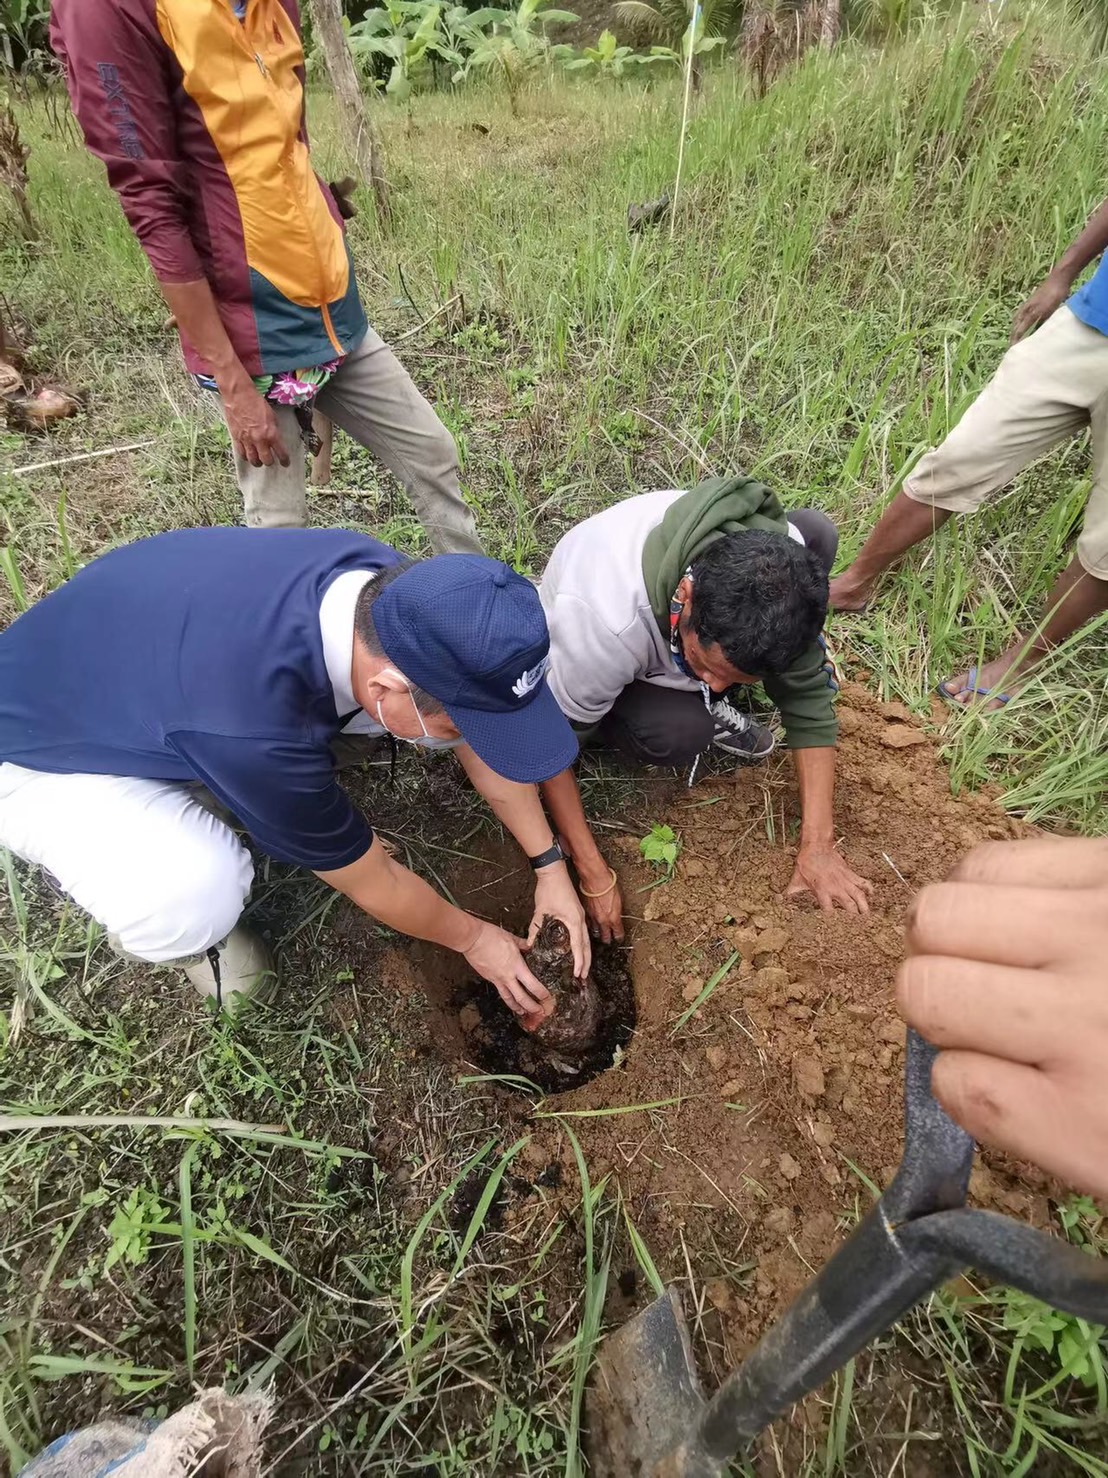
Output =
[
  {"x1": 639, "y1": 475, "x2": 839, "y2": 751},
  {"x1": 641, "y1": 474, "x2": 789, "y2": 632}
]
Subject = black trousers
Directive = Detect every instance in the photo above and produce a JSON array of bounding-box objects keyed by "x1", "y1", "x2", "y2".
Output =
[{"x1": 597, "y1": 508, "x2": 838, "y2": 769}]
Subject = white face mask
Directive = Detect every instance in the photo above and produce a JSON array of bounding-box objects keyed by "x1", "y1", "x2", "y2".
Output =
[{"x1": 375, "y1": 668, "x2": 430, "y2": 742}]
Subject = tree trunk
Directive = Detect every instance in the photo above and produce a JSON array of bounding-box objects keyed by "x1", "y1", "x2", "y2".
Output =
[
  {"x1": 820, "y1": 0, "x2": 841, "y2": 48},
  {"x1": 310, "y1": 410, "x2": 334, "y2": 486},
  {"x1": 306, "y1": 0, "x2": 391, "y2": 229}
]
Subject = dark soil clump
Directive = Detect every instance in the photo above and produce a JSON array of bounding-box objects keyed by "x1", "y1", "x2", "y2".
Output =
[{"x1": 459, "y1": 934, "x2": 636, "y2": 1094}]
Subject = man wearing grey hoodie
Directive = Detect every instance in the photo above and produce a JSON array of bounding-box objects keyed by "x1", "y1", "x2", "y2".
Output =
[{"x1": 535, "y1": 478, "x2": 873, "y2": 925}]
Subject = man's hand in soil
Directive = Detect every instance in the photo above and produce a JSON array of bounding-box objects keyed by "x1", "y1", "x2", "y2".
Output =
[
  {"x1": 898, "y1": 836, "x2": 1108, "y2": 1201},
  {"x1": 1010, "y1": 269, "x2": 1072, "y2": 344},
  {"x1": 788, "y1": 749, "x2": 871, "y2": 913},
  {"x1": 530, "y1": 862, "x2": 592, "y2": 978},
  {"x1": 786, "y1": 843, "x2": 873, "y2": 914},
  {"x1": 464, "y1": 919, "x2": 554, "y2": 1022},
  {"x1": 220, "y1": 367, "x2": 291, "y2": 468},
  {"x1": 320, "y1": 839, "x2": 552, "y2": 1022},
  {"x1": 537, "y1": 770, "x2": 625, "y2": 944}
]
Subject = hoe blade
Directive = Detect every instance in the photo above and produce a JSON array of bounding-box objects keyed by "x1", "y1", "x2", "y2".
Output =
[{"x1": 586, "y1": 1287, "x2": 709, "y2": 1478}]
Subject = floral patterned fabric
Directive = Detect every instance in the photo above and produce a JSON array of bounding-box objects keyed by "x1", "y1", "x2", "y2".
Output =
[
  {"x1": 195, "y1": 357, "x2": 344, "y2": 454},
  {"x1": 195, "y1": 358, "x2": 342, "y2": 407}
]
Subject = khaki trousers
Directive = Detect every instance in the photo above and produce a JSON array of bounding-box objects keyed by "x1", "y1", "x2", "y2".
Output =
[
  {"x1": 230, "y1": 328, "x2": 482, "y2": 555},
  {"x1": 905, "y1": 305, "x2": 1108, "y2": 577}
]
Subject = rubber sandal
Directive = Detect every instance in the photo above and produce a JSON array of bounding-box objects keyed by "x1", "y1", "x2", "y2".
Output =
[{"x1": 937, "y1": 666, "x2": 1012, "y2": 707}]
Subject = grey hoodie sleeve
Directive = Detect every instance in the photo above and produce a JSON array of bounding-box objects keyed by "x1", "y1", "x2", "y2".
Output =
[{"x1": 545, "y1": 592, "x2": 642, "y2": 728}]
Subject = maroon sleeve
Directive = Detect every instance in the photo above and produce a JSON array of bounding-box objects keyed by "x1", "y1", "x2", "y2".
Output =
[{"x1": 50, "y1": 0, "x2": 204, "y2": 285}]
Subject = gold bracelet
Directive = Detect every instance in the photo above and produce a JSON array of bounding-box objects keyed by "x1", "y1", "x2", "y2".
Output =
[{"x1": 580, "y1": 866, "x2": 618, "y2": 899}]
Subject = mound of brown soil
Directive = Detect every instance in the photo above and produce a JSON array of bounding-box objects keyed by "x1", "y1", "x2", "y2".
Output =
[
  {"x1": 492, "y1": 682, "x2": 1052, "y2": 1355},
  {"x1": 350, "y1": 679, "x2": 1055, "y2": 1365}
]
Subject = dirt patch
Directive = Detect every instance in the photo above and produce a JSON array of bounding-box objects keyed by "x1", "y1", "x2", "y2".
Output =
[
  {"x1": 541, "y1": 681, "x2": 1052, "y2": 1358},
  {"x1": 337, "y1": 681, "x2": 1053, "y2": 1372},
  {"x1": 424, "y1": 683, "x2": 1057, "y2": 1356}
]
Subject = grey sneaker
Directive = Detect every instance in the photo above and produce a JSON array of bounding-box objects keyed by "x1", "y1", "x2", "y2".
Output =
[
  {"x1": 183, "y1": 924, "x2": 275, "y2": 1012},
  {"x1": 709, "y1": 695, "x2": 775, "y2": 764}
]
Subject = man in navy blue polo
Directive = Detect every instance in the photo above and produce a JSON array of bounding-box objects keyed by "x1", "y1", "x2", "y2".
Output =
[{"x1": 0, "y1": 529, "x2": 591, "y2": 1015}]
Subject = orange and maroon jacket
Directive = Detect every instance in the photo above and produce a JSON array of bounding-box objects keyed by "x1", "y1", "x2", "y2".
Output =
[{"x1": 50, "y1": 0, "x2": 368, "y2": 378}]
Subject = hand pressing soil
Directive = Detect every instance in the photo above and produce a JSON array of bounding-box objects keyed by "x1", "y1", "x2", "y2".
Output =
[{"x1": 526, "y1": 918, "x2": 602, "y2": 1056}]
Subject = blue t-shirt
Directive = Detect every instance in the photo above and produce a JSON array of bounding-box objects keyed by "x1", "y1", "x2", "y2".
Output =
[
  {"x1": 0, "y1": 528, "x2": 403, "y2": 870},
  {"x1": 1068, "y1": 255, "x2": 1108, "y2": 338}
]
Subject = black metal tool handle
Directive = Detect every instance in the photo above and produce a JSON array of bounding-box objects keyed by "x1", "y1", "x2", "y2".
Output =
[
  {"x1": 882, "y1": 1031, "x2": 974, "y2": 1222},
  {"x1": 902, "y1": 1208, "x2": 1108, "y2": 1324},
  {"x1": 656, "y1": 1205, "x2": 957, "y2": 1476},
  {"x1": 656, "y1": 1031, "x2": 1108, "y2": 1477}
]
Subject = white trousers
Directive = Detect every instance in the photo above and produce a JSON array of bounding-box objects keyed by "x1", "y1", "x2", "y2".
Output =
[{"x1": 0, "y1": 763, "x2": 254, "y2": 962}]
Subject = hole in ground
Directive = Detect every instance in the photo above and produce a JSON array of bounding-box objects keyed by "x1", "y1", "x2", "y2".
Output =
[
  {"x1": 456, "y1": 939, "x2": 637, "y2": 1094},
  {"x1": 362, "y1": 828, "x2": 639, "y2": 1094}
]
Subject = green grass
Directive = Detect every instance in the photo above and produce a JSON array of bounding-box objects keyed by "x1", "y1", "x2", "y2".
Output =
[
  {"x1": 4, "y1": 3, "x2": 1108, "y2": 1471},
  {"x1": 0, "y1": 865, "x2": 596, "y2": 1472},
  {"x1": 8, "y1": 4, "x2": 1108, "y2": 822}
]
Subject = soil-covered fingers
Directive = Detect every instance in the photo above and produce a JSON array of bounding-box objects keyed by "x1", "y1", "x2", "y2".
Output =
[
  {"x1": 498, "y1": 963, "x2": 554, "y2": 1021},
  {"x1": 255, "y1": 428, "x2": 291, "y2": 468},
  {"x1": 572, "y1": 916, "x2": 592, "y2": 978},
  {"x1": 788, "y1": 851, "x2": 872, "y2": 914},
  {"x1": 235, "y1": 410, "x2": 290, "y2": 469},
  {"x1": 906, "y1": 879, "x2": 1105, "y2": 971},
  {"x1": 238, "y1": 433, "x2": 264, "y2": 468},
  {"x1": 897, "y1": 955, "x2": 1094, "y2": 1064},
  {"x1": 510, "y1": 936, "x2": 553, "y2": 1013},
  {"x1": 532, "y1": 867, "x2": 592, "y2": 978},
  {"x1": 839, "y1": 872, "x2": 874, "y2": 914},
  {"x1": 930, "y1": 1050, "x2": 1108, "y2": 1200},
  {"x1": 951, "y1": 836, "x2": 1108, "y2": 891}
]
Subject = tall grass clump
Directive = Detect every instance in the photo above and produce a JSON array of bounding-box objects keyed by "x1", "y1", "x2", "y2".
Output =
[{"x1": 6, "y1": 6, "x2": 1108, "y2": 831}]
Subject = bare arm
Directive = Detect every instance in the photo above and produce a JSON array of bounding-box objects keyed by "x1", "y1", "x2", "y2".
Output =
[
  {"x1": 1012, "y1": 198, "x2": 1108, "y2": 342},
  {"x1": 316, "y1": 836, "x2": 552, "y2": 1018},
  {"x1": 1049, "y1": 198, "x2": 1108, "y2": 285},
  {"x1": 785, "y1": 747, "x2": 873, "y2": 913},
  {"x1": 455, "y1": 745, "x2": 591, "y2": 976},
  {"x1": 540, "y1": 767, "x2": 624, "y2": 942},
  {"x1": 456, "y1": 743, "x2": 558, "y2": 855}
]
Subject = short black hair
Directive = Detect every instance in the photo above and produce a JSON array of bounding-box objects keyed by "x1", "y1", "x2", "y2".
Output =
[
  {"x1": 354, "y1": 560, "x2": 444, "y2": 716},
  {"x1": 687, "y1": 530, "x2": 828, "y2": 677}
]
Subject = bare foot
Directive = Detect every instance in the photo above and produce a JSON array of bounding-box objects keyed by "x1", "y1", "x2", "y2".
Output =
[
  {"x1": 940, "y1": 648, "x2": 1027, "y2": 711},
  {"x1": 828, "y1": 570, "x2": 874, "y2": 613}
]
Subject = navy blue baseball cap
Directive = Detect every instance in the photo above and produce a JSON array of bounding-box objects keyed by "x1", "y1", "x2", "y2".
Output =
[{"x1": 372, "y1": 555, "x2": 579, "y2": 784}]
